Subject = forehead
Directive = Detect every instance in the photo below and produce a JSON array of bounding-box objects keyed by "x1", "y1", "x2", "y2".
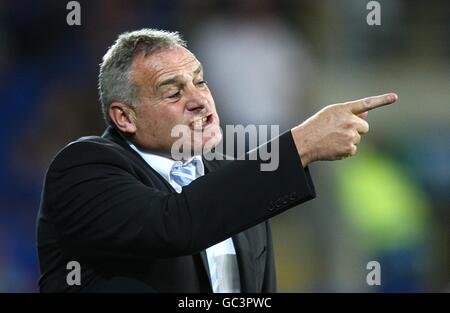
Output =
[{"x1": 131, "y1": 46, "x2": 201, "y2": 86}]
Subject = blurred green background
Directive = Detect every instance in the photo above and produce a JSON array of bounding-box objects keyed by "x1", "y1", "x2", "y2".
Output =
[{"x1": 0, "y1": 0, "x2": 448, "y2": 292}]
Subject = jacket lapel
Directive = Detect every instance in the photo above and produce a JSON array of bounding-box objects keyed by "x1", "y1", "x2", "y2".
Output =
[
  {"x1": 198, "y1": 226, "x2": 255, "y2": 293},
  {"x1": 232, "y1": 232, "x2": 255, "y2": 293}
]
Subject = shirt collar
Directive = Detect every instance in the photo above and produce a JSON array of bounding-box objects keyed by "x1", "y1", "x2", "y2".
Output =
[{"x1": 128, "y1": 142, "x2": 205, "y2": 190}]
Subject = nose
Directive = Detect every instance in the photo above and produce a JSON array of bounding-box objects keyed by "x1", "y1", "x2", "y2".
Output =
[{"x1": 185, "y1": 88, "x2": 208, "y2": 113}]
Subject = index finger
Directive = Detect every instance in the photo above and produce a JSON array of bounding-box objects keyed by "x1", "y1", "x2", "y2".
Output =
[{"x1": 346, "y1": 93, "x2": 398, "y2": 114}]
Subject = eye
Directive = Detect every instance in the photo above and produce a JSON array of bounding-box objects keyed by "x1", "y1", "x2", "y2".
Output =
[
  {"x1": 168, "y1": 91, "x2": 181, "y2": 99},
  {"x1": 196, "y1": 80, "x2": 208, "y2": 87}
]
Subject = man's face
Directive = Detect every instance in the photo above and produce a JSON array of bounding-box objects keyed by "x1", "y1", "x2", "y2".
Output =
[{"x1": 129, "y1": 46, "x2": 222, "y2": 155}]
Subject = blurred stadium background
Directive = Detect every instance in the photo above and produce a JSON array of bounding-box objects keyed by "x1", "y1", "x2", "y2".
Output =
[{"x1": 0, "y1": 0, "x2": 448, "y2": 292}]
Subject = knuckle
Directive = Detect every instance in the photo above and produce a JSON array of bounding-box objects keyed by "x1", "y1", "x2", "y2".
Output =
[
  {"x1": 326, "y1": 104, "x2": 342, "y2": 115},
  {"x1": 344, "y1": 144, "x2": 354, "y2": 155},
  {"x1": 347, "y1": 130, "x2": 356, "y2": 139},
  {"x1": 332, "y1": 103, "x2": 347, "y2": 113},
  {"x1": 343, "y1": 121, "x2": 355, "y2": 129}
]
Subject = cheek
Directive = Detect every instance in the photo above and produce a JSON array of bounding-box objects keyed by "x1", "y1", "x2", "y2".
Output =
[
  {"x1": 204, "y1": 90, "x2": 215, "y2": 105},
  {"x1": 207, "y1": 96, "x2": 219, "y2": 116},
  {"x1": 135, "y1": 106, "x2": 162, "y2": 136},
  {"x1": 142, "y1": 107, "x2": 184, "y2": 135}
]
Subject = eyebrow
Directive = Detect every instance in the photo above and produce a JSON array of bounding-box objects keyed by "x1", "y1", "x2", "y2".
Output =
[{"x1": 156, "y1": 64, "x2": 203, "y2": 90}]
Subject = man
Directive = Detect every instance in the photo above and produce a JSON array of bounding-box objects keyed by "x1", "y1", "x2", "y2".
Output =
[{"x1": 36, "y1": 29, "x2": 397, "y2": 292}]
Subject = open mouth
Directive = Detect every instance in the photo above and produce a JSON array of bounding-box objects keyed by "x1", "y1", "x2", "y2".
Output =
[{"x1": 190, "y1": 114, "x2": 213, "y2": 130}]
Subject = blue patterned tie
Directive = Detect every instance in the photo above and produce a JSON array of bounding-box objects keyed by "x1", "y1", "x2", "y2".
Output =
[
  {"x1": 169, "y1": 159, "x2": 220, "y2": 292},
  {"x1": 170, "y1": 159, "x2": 199, "y2": 187}
]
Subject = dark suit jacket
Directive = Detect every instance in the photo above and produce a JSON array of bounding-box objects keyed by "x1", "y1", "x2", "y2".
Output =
[{"x1": 37, "y1": 126, "x2": 315, "y2": 292}]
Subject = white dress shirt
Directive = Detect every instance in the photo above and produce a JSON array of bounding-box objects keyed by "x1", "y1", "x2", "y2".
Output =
[{"x1": 129, "y1": 143, "x2": 241, "y2": 293}]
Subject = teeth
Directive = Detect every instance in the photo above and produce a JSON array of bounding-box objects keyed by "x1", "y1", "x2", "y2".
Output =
[{"x1": 193, "y1": 117, "x2": 208, "y2": 128}]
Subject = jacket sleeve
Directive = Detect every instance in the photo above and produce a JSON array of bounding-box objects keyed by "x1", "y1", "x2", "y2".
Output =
[{"x1": 43, "y1": 130, "x2": 316, "y2": 261}]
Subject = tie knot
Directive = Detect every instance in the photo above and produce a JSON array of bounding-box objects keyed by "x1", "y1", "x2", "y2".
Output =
[{"x1": 170, "y1": 159, "x2": 199, "y2": 187}]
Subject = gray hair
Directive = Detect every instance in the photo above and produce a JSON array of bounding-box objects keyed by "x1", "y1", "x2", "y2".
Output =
[{"x1": 98, "y1": 29, "x2": 186, "y2": 126}]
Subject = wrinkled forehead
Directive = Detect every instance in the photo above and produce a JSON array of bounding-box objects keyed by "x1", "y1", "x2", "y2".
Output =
[{"x1": 131, "y1": 46, "x2": 201, "y2": 87}]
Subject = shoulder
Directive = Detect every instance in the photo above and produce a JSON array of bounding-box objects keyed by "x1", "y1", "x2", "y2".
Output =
[{"x1": 47, "y1": 135, "x2": 133, "y2": 173}]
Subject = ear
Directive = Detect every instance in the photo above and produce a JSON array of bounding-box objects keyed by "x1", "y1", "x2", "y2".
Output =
[{"x1": 109, "y1": 102, "x2": 137, "y2": 134}]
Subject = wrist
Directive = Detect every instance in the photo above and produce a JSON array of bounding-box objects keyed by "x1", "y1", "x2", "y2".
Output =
[{"x1": 291, "y1": 126, "x2": 313, "y2": 168}]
